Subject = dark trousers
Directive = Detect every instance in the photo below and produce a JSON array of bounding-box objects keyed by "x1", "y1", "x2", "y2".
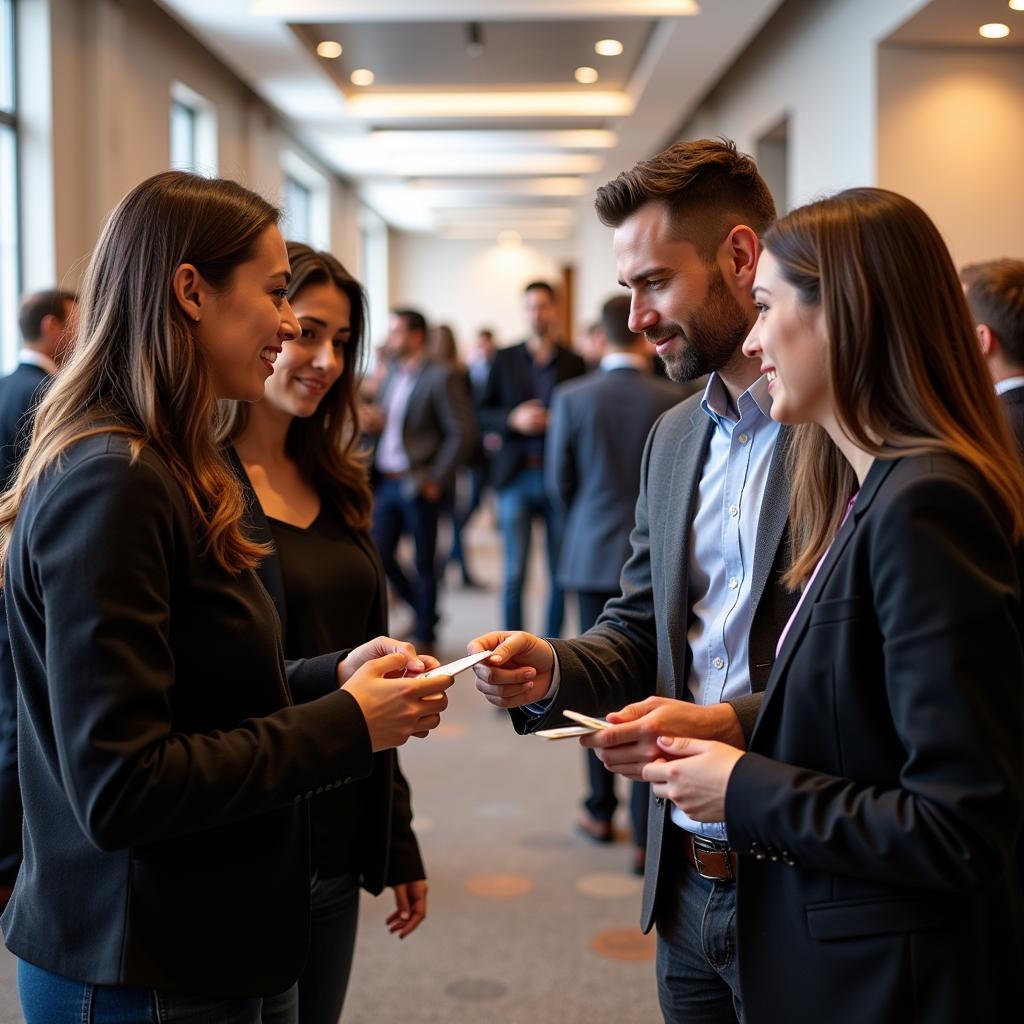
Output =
[
  {"x1": 577, "y1": 590, "x2": 649, "y2": 845},
  {"x1": 0, "y1": 625, "x2": 21, "y2": 887},
  {"x1": 372, "y1": 477, "x2": 440, "y2": 645}
]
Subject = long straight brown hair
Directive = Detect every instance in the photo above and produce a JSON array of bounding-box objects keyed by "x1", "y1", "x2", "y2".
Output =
[
  {"x1": 764, "y1": 188, "x2": 1024, "y2": 588},
  {"x1": 0, "y1": 171, "x2": 279, "y2": 577},
  {"x1": 220, "y1": 242, "x2": 373, "y2": 532}
]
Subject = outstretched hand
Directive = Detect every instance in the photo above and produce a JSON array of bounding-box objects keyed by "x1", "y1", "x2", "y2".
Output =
[
  {"x1": 641, "y1": 737, "x2": 745, "y2": 822},
  {"x1": 467, "y1": 631, "x2": 554, "y2": 708}
]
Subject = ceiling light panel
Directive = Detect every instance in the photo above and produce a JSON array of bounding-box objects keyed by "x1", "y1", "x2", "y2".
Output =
[
  {"x1": 594, "y1": 39, "x2": 624, "y2": 56},
  {"x1": 366, "y1": 129, "x2": 618, "y2": 152},
  {"x1": 347, "y1": 91, "x2": 632, "y2": 119}
]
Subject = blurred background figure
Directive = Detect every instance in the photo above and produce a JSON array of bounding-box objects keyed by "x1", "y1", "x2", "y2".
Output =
[
  {"x1": 368, "y1": 309, "x2": 475, "y2": 653},
  {"x1": 577, "y1": 319, "x2": 607, "y2": 372},
  {"x1": 961, "y1": 258, "x2": 1024, "y2": 454},
  {"x1": 480, "y1": 281, "x2": 586, "y2": 637},
  {"x1": 545, "y1": 294, "x2": 688, "y2": 872},
  {"x1": 0, "y1": 287, "x2": 79, "y2": 913}
]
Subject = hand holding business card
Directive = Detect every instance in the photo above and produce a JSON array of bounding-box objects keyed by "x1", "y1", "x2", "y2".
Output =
[{"x1": 535, "y1": 710, "x2": 612, "y2": 740}]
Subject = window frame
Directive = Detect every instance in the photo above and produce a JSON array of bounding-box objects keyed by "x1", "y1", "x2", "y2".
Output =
[{"x1": 1, "y1": 0, "x2": 22, "y2": 372}]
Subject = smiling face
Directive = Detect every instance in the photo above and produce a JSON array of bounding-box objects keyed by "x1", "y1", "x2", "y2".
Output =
[
  {"x1": 262, "y1": 280, "x2": 350, "y2": 419},
  {"x1": 193, "y1": 224, "x2": 299, "y2": 402},
  {"x1": 743, "y1": 248, "x2": 830, "y2": 425},
  {"x1": 613, "y1": 202, "x2": 751, "y2": 383}
]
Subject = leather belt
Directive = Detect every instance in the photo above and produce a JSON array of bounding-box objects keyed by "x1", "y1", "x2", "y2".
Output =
[{"x1": 680, "y1": 831, "x2": 737, "y2": 882}]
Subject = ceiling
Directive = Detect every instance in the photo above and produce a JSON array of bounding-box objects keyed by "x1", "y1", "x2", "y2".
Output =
[
  {"x1": 885, "y1": 0, "x2": 1024, "y2": 47},
  {"x1": 156, "y1": 0, "x2": 785, "y2": 240}
]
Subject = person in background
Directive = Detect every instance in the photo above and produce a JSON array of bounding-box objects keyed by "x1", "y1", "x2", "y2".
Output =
[
  {"x1": 546, "y1": 294, "x2": 688, "y2": 873},
  {"x1": 0, "y1": 288, "x2": 79, "y2": 912},
  {"x1": 961, "y1": 258, "x2": 1024, "y2": 453},
  {"x1": 0, "y1": 171, "x2": 452, "y2": 1023},
  {"x1": 643, "y1": 187, "x2": 1024, "y2": 1023},
  {"x1": 479, "y1": 281, "x2": 586, "y2": 637},
  {"x1": 225, "y1": 243, "x2": 429, "y2": 1024},
  {"x1": 460, "y1": 328, "x2": 500, "y2": 543},
  {"x1": 577, "y1": 320, "x2": 607, "y2": 371},
  {"x1": 368, "y1": 309, "x2": 475, "y2": 653}
]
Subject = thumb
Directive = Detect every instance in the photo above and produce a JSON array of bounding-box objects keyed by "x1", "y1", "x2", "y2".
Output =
[
  {"x1": 393, "y1": 884, "x2": 411, "y2": 921},
  {"x1": 656, "y1": 735, "x2": 709, "y2": 758},
  {"x1": 606, "y1": 701, "x2": 648, "y2": 724},
  {"x1": 365, "y1": 651, "x2": 414, "y2": 677}
]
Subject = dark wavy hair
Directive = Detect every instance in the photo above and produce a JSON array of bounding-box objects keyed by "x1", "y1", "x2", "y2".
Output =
[{"x1": 221, "y1": 242, "x2": 373, "y2": 532}]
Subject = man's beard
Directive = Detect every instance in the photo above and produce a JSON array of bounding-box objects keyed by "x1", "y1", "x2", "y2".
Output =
[{"x1": 650, "y1": 269, "x2": 750, "y2": 383}]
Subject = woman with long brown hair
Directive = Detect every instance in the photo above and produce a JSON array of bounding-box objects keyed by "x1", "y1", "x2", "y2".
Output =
[
  {"x1": 224, "y1": 244, "x2": 427, "y2": 1024},
  {"x1": 0, "y1": 171, "x2": 451, "y2": 1023},
  {"x1": 642, "y1": 187, "x2": 1024, "y2": 1022}
]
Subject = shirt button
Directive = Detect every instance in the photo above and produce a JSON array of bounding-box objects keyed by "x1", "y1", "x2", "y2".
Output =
[
  {"x1": 728, "y1": 577, "x2": 739, "y2": 590},
  {"x1": 738, "y1": 433, "x2": 749, "y2": 444},
  {"x1": 728, "y1": 505, "x2": 739, "y2": 518},
  {"x1": 713, "y1": 656, "x2": 725, "y2": 670}
]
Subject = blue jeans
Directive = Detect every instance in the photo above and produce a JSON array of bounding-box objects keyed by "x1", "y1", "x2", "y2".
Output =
[
  {"x1": 655, "y1": 830, "x2": 743, "y2": 1023},
  {"x1": 496, "y1": 467, "x2": 564, "y2": 635},
  {"x1": 18, "y1": 960, "x2": 297, "y2": 1023},
  {"x1": 372, "y1": 477, "x2": 441, "y2": 644}
]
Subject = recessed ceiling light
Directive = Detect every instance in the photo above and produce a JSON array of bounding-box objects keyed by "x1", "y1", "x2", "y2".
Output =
[
  {"x1": 595, "y1": 39, "x2": 624, "y2": 56},
  {"x1": 1010, "y1": 2, "x2": 1024, "y2": 12},
  {"x1": 498, "y1": 230, "x2": 522, "y2": 248},
  {"x1": 575, "y1": 66, "x2": 599, "y2": 85},
  {"x1": 350, "y1": 68, "x2": 376, "y2": 86},
  {"x1": 316, "y1": 41, "x2": 342, "y2": 59},
  {"x1": 979, "y1": 22, "x2": 1010, "y2": 38}
]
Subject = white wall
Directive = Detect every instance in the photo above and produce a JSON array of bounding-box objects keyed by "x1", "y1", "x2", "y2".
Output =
[
  {"x1": 877, "y1": 45, "x2": 1024, "y2": 268},
  {"x1": 387, "y1": 233, "x2": 579, "y2": 353}
]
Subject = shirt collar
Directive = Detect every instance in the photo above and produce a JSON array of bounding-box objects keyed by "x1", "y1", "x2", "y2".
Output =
[
  {"x1": 600, "y1": 352, "x2": 648, "y2": 372},
  {"x1": 995, "y1": 375, "x2": 1024, "y2": 396},
  {"x1": 699, "y1": 372, "x2": 772, "y2": 427},
  {"x1": 18, "y1": 348, "x2": 58, "y2": 375}
]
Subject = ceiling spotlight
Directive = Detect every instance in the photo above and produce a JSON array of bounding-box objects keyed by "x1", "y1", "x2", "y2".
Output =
[
  {"x1": 498, "y1": 230, "x2": 522, "y2": 249},
  {"x1": 316, "y1": 41, "x2": 343, "y2": 59},
  {"x1": 1010, "y1": 2, "x2": 1024, "y2": 12},
  {"x1": 979, "y1": 22, "x2": 1010, "y2": 38},
  {"x1": 595, "y1": 39, "x2": 623, "y2": 56},
  {"x1": 350, "y1": 68, "x2": 376, "y2": 86},
  {"x1": 466, "y1": 22, "x2": 484, "y2": 58},
  {"x1": 575, "y1": 66, "x2": 599, "y2": 85}
]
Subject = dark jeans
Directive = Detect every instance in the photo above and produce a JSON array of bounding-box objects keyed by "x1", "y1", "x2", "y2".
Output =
[
  {"x1": 655, "y1": 827, "x2": 743, "y2": 1024},
  {"x1": 18, "y1": 960, "x2": 297, "y2": 1023},
  {"x1": 496, "y1": 467, "x2": 564, "y2": 636},
  {"x1": 0, "y1": 630, "x2": 21, "y2": 886},
  {"x1": 263, "y1": 871, "x2": 360, "y2": 1024},
  {"x1": 577, "y1": 590, "x2": 648, "y2": 845},
  {"x1": 372, "y1": 477, "x2": 441, "y2": 644}
]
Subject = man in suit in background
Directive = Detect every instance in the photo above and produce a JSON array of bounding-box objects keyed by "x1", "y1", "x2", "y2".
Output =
[
  {"x1": 0, "y1": 287, "x2": 78, "y2": 910},
  {"x1": 962, "y1": 258, "x2": 1024, "y2": 453},
  {"x1": 471, "y1": 139, "x2": 797, "y2": 1023},
  {"x1": 479, "y1": 281, "x2": 586, "y2": 637},
  {"x1": 546, "y1": 294, "x2": 690, "y2": 870},
  {"x1": 369, "y1": 308, "x2": 475, "y2": 653}
]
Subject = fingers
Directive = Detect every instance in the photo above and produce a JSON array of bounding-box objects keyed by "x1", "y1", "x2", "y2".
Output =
[
  {"x1": 656, "y1": 735, "x2": 710, "y2": 758},
  {"x1": 466, "y1": 631, "x2": 512, "y2": 656},
  {"x1": 375, "y1": 637, "x2": 425, "y2": 674},
  {"x1": 387, "y1": 882, "x2": 427, "y2": 939},
  {"x1": 579, "y1": 721, "x2": 642, "y2": 748},
  {"x1": 406, "y1": 673, "x2": 454, "y2": 699},
  {"x1": 362, "y1": 651, "x2": 417, "y2": 678},
  {"x1": 469, "y1": 630, "x2": 540, "y2": 667},
  {"x1": 641, "y1": 758, "x2": 672, "y2": 784},
  {"x1": 474, "y1": 673, "x2": 535, "y2": 708},
  {"x1": 414, "y1": 713, "x2": 442, "y2": 734},
  {"x1": 606, "y1": 696, "x2": 662, "y2": 724}
]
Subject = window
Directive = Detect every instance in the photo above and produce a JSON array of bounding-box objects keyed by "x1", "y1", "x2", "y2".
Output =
[
  {"x1": 1, "y1": 0, "x2": 19, "y2": 370},
  {"x1": 169, "y1": 81, "x2": 217, "y2": 175},
  {"x1": 280, "y1": 150, "x2": 329, "y2": 250}
]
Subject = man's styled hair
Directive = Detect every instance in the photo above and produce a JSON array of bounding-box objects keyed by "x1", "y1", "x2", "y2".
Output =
[
  {"x1": 523, "y1": 281, "x2": 555, "y2": 301},
  {"x1": 18, "y1": 289, "x2": 77, "y2": 342},
  {"x1": 600, "y1": 294, "x2": 638, "y2": 349},
  {"x1": 594, "y1": 138, "x2": 777, "y2": 260},
  {"x1": 961, "y1": 259, "x2": 1024, "y2": 369},
  {"x1": 392, "y1": 308, "x2": 428, "y2": 337}
]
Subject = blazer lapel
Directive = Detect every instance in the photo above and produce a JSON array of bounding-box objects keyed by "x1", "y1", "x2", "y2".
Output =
[{"x1": 665, "y1": 408, "x2": 714, "y2": 697}]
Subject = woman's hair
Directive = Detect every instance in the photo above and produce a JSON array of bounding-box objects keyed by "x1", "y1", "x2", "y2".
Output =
[
  {"x1": 765, "y1": 187, "x2": 1024, "y2": 588},
  {"x1": 221, "y1": 242, "x2": 373, "y2": 532},
  {"x1": 428, "y1": 323, "x2": 460, "y2": 366},
  {"x1": 0, "y1": 170, "x2": 281, "y2": 576}
]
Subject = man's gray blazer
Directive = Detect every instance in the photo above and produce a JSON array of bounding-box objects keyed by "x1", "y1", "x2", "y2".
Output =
[
  {"x1": 512, "y1": 391, "x2": 797, "y2": 932},
  {"x1": 546, "y1": 365, "x2": 689, "y2": 592}
]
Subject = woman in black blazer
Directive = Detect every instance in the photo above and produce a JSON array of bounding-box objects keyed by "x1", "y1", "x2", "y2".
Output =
[
  {"x1": 0, "y1": 172, "x2": 451, "y2": 1024},
  {"x1": 225, "y1": 244, "x2": 429, "y2": 1024},
  {"x1": 643, "y1": 188, "x2": 1024, "y2": 1023}
]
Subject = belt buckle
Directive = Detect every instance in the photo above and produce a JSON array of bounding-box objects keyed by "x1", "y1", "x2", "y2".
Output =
[{"x1": 691, "y1": 834, "x2": 734, "y2": 881}]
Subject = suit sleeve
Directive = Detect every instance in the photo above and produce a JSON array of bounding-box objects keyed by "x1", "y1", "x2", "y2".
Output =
[
  {"x1": 477, "y1": 351, "x2": 510, "y2": 437},
  {"x1": 427, "y1": 367, "x2": 476, "y2": 487},
  {"x1": 31, "y1": 451, "x2": 374, "y2": 852},
  {"x1": 385, "y1": 753, "x2": 426, "y2": 885},
  {"x1": 725, "y1": 470, "x2": 1024, "y2": 891},
  {"x1": 544, "y1": 385, "x2": 576, "y2": 513}
]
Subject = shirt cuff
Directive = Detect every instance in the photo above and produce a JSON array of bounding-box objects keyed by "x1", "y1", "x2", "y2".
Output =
[{"x1": 522, "y1": 640, "x2": 560, "y2": 716}]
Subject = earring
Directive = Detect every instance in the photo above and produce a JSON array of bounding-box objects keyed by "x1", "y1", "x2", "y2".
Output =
[{"x1": 193, "y1": 314, "x2": 201, "y2": 322}]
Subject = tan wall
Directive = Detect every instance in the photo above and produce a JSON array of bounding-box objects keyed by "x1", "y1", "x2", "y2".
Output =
[{"x1": 877, "y1": 45, "x2": 1024, "y2": 267}]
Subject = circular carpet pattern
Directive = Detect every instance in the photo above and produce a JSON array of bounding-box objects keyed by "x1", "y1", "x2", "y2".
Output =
[
  {"x1": 465, "y1": 873, "x2": 535, "y2": 899},
  {"x1": 591, "y1": 927, "x2": 657, "y2": 962},
  {"x1": 575, "y1": 872, "x2": 643, "y2": 899}
]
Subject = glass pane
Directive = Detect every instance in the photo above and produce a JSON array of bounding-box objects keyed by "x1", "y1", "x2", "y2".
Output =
[
  {"x1": 170, "y1": 100, "x2": 196, "y2": 171},
  {"x1": 283, "y1": 176, "x2": 312, "y2": 244},
  {"x1": 0, "y1": 124, "x2": 19, "y2": 370},
  {"x1": 0, "y1": 0, "x2": 12, "y2": 114}
]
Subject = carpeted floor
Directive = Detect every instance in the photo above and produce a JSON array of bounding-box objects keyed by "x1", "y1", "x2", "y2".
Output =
[{"x1": 0, "y1": 510, "x2": 662, "y2": 1022}]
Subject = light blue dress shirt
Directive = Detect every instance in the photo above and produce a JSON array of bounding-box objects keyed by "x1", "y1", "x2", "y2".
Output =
[{"x1": 673, "y1": 372, "x2": 778, "y2": 839}]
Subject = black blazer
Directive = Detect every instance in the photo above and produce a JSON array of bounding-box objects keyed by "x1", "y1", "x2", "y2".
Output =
[
  {"x1": 511, "y1": 392, "x2": 798, "y2": 931},
  {"x1": 1000, "y1": 384, "x2": 1024, "y2": 455},
  {"x1": 478, "y1": 341, "x2": 587, "y2": 490},
  {"x1": 545, "y1": 365, "x2": 687, "y2": 591},
  {"x1": 1, "y1": 435, "x2": 374, "y2": 996},
  {"x1": 726, "y1": 453, "x2": 1024, "y2": 1023},
  {"x1": 228, "y1": 449, "x2": 424, "y2": 892}
]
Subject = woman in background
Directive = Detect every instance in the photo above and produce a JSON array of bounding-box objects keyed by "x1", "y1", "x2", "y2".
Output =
[
  {"x1": 643, "y1": 187, "x2": 1024, "y2": 1023},
  {"x1": 226, "y1": 243, "x2": 427, "y2": 1024}
]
